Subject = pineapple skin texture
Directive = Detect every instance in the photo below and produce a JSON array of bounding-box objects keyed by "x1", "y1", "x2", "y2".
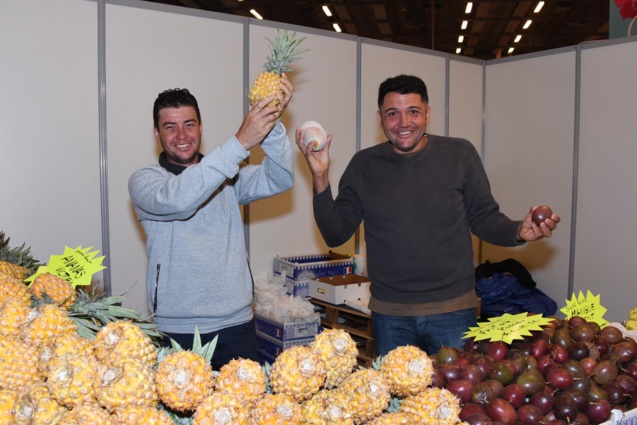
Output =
[
  {"x1": 111, "y1": 405, "x2": 174, "y2": 425},
  {"x1": 0, "y1": 298, "x2": 30, "y2": 339},
  {"x1": 334, "y1": 368, "x2": 390, "y2": 425},
  {"x1": 311, "y1": 328, "x2": 358, "y2": 389},
  {"x1": 0, "y1": 260, "x2": 29, "y2": 280},
  {"x1": 57, "y1": 402, "x2": 113, "y2": 425},
  {"x1": 302, "y1": 389, "x2": 353, "y2": 425},
  {"x1": 379, "y1": 345, "x2": 434, "y2": 397},
  {"x1": 215, "y1": 358, "x2": 267, "y2": 404},
  {"x1": 248, "y1": 393, "x2": 303, "y2": 425},
  {"x1": 248, "y1": 72, "x2": 281, "y2": 107},
  {"x1": 399, "y1": 387, "x2": 461, "y2": 425},
  {"x1": 93, "y1": 320, "x2": 158, "y2": 368},
  {"x1": 0, "y1": 389, "x2": 18, "y2": 425},
  {"x1": 155, "y1": 350, "x2": 215, "y2": 413},
  {"x1": 366, "y1": 411, "x2": 414, "y2": 425},
  {"x1": 0, "y1": 271, "x2": 32, "y2": 307},
  {"x1": 46, "y1": 353, "x2": 98, "y2": 409},
  {"x1": 192, "y1": 392, "x2": 250, "y2": 425},
  {"x1": 0, "y1": 337, "x2": 42, "y2": 391},
  {"x1": 269, "y1": 345, "x2": 326, "y2": 403},
  {"x1": 94, "y1": 357, "x2": 158, "y2": 414},
  {"x1": 13, "y1": 381, "x2": 68, "y2": 425},
  {"x1": 29, "y1": 273, "x2": 77, "y2": 310},
  {"x1": 20, "y1": 304, "x2": 77, "y2": 346}
]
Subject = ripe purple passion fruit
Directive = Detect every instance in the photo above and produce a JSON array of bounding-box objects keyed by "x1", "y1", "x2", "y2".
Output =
[{"x1": 532, "y1": 205, "x2": 553, "y2": 226}]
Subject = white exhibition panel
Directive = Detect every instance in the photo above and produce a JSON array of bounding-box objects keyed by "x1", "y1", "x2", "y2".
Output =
[
  {"x1": 449, "y1": 59, "x2": 486, "y2": 264},
  {"x1": 0, "y1": 0, "x2": 102, "y2": 277},
  {"x1": 105, "y1": 3, "x2": 245, "y2": 312},
  {"x1": 247, "y1": 25, "x2": 358, "y2": 277},
  {"x1": 482, "y1": 51, "x2": 576, "y2": 307},
  {"x1": 574, "y1": 41, "x2": 637, "y2": 322},
  {"x1": 358, "y1": 43, "x2": 448, "y2": 255}
]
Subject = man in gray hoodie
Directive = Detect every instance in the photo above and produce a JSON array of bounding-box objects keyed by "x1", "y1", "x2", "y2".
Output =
[{"x1": 129, "y1": 74, "x2": 294, "y2": 369}]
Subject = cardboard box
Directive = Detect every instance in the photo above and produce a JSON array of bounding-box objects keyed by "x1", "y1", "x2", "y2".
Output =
[
  {"x1": 256, "y1": 331, "x2": 315, "y2": 364},
  {"x1": 254, "y1": 313, "x2": 320, "y2": 342},
  {"x1": 308, "y1": 274, "x2": 371, "y2": 305},
  {"x1": 273, "y1": 252, "x2": 354, "y2": 297}
]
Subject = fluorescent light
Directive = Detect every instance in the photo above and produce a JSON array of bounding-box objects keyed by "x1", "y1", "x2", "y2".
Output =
[
  {"x1": 465, "y1": 2, "x2": 473, "y2": 14},
  {"x1": 333, "y1": 23, "x2": 342, "y2": 33},
  {"x1": 514, "y1": 35, "x2": 522, "y2": 43},
  {"x1": 456, "y1": 47, "x2": 462, "y2": 54},
  {"x1": 249, "y1": 9, "x2": 263, "y2": 19},
  {"x1": 461, "y1": 20, "x2": 468, "y2": 30},
  {"x1": 508, "y1": 47, "x2": 515, "y2": 54},
  {"x1": 523, "y1": 20, "x2": 532, "y2": 29},
  {"x1": 322, "y1": 5, "x2": 332, "y2": 17},
  {"x1": 534, "y1": 1, "x2": 544, "y2": 13},
  {"x1": 458, "y1": 35, "x2": 464, "y2": 43}
]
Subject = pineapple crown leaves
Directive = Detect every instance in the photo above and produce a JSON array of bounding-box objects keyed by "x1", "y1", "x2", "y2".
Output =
[
  {"x1": 69, "y1": 287, "x2": 163, "y2": 343},
  {"x1": 372, "y1": 354, "x2": 385, "y2": 371},
  {"x1": 0, "y1": 231, "x2": 42, "y2": 274},
  {"x1": 158, "y1": 403, "x2": 194, "y2": 425},
  {"x1": 263, "y1": 29, "x2": 308, "y2": 75},
  {"x1": 159, "y1": 326, "x2": 218, "y2": 364}
]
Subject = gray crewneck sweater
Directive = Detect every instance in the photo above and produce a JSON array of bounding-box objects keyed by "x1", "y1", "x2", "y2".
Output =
[
  {"x1": 129, "y1": 122, "x2": 293, "y2": 334},
  {"x1": 314, "y1": 135, "x2": 521, "y2": 305}
]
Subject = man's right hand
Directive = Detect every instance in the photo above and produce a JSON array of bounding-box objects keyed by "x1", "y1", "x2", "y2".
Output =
[
  {"x1": 296, "y1": 127, "x2": 332, "y2": 194},
  {"x1": 235, "y1": 96, "x2": 280, "y2": 150}
]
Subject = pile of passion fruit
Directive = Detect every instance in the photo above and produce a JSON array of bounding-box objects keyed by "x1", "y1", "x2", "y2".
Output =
[{"x1": 433, "y1": 316, "x2": 637, "y2": 425}]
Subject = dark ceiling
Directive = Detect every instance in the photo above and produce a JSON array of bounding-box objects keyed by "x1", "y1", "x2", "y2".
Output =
[{"x1": 142, "y1": 0, "x2": 610, "y2": 60}]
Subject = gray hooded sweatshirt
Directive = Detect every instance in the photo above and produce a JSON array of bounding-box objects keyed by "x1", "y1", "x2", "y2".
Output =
[{"x1": 128, "y1": 122, "x2": 293, "y2": 334}]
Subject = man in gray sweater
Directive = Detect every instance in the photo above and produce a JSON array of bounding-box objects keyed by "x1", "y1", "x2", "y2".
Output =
[
  {"x1": 129, "y1": 75, "x2": 294, "y2": 369},
  {"x1": 296, "y1": 74, "x2": 560, "y2": 356}
]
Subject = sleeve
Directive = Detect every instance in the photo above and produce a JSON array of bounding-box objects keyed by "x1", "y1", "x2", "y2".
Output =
[
  {"x1": 233, "y1": 121, "x2": 294, "y2": 204},
  {"x1": 313, "y1": 159, "x2": 364, "y2": 247},
  {"x1": 461, "y1": 142, "x2": 522, "y2": 246},
  {"x1": 128, "y1": 135, "x2": 250, "y2": 221}
]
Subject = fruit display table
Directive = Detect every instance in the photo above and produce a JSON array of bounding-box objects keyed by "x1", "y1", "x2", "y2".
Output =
[{"x1": 308, "y1": 297, "x2": 375, "y2": 367}]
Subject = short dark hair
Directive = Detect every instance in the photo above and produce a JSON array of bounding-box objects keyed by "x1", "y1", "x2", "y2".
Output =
[
  {"x1": 153, "y1": 88, "x2": 201, "y2": 129},
  {"x1": 377, "y1": 74, "x2": 429, "y2": 109}
]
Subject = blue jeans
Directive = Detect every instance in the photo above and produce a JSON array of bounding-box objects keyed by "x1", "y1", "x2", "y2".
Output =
[{"x1": 372, "y1": 308, "x2": 477, "y2": 356}]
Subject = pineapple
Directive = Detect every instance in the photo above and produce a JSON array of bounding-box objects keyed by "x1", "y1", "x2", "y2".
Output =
[
  {"x1": 215, "y1": 358, "x2": 267, "y2": 403},
  {"x1": 111, "y1": 405, "x2": 174, "y2": 425},
  {"x1": 399, "y1": 386, "x2": 461, "y2": 425},
  {"x1": 366, "y1": 412, "x2": 414, "y2": 425},
  {"x1": 269, "y1": 345, "x2": 326, "y2": 403},
  {"x1": 0, "y1": 231, "x2": 41, "y2": 279},
  {"x1": 311, "y1": 328, "x2": 358, "y2": 389},
  {"x1": 0, "y1": 297, "x2": 31, "y2": 338},
  {"x1": 378, "y1": 345, "x2": 434, "y2": 397},
  {"x1": 333, "y1": 368, "x2": 390, "y2": 425},
  {"x1": 13, "y1": 381, "x2": 68, "y2": 425},
  {"x1": 57, "y1": 402, "x2": 113, "y2": 425},
  {"x1": 302, "y1": 389, "x2": 353, "y2": 425},
  {"x1": 94, "y1": 357, "x2": 158, "y2": 413},
  {"x1": 155, "y1": 349, "x2": 215, "y2": 413},
  {"x1": 0, "y1": 336, "x2": 41, "y2": 391},
  {"x1": 20, "y1": 303, "x2": 77, "y2": 346},
  {"x1": 29, "y1": 272, "x2": 77, "y2": 310},
  {"x1": 38, "y1": 332, "x2": 93, "y2": 379},
  {"x1": 93, "y1": 320, "x2": 158, "y2": 368},
  {"x1": 248, "y1": 393, "x2": 303, "y2": 425},
  {"x1": 192, "y1": 392, "x2": 250, "y2": 425},
  {"x1": 0, "y1": 388, "x2": 18, "y2": 425},
  {"x1": 46, "y1": 353, "x2": 99, "y2": 409},
  {"x1": 0, "y1": 271, "x2": 32, "y2": 307},
  {"x1": 248, "y1": 29, "x2": 307, "y2": 107}
]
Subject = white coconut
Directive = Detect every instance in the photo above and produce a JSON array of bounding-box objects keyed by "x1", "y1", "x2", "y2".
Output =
[{"x1": 300, "y1": 121, "x2": 327, "y2": 151}]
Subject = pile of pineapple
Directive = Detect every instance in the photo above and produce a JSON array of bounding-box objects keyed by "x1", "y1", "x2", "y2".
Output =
[{"x1": 0, "y1": 232, "x2": 464, "y2": 424}]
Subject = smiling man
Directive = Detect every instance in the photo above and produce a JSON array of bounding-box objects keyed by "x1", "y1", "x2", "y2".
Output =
[
  {"x1": 129, "y1": 77, "x2": 294, "y2": 370},
  {"x1": 296, "y1": 74, "x2": 560, "y2": 356}
]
